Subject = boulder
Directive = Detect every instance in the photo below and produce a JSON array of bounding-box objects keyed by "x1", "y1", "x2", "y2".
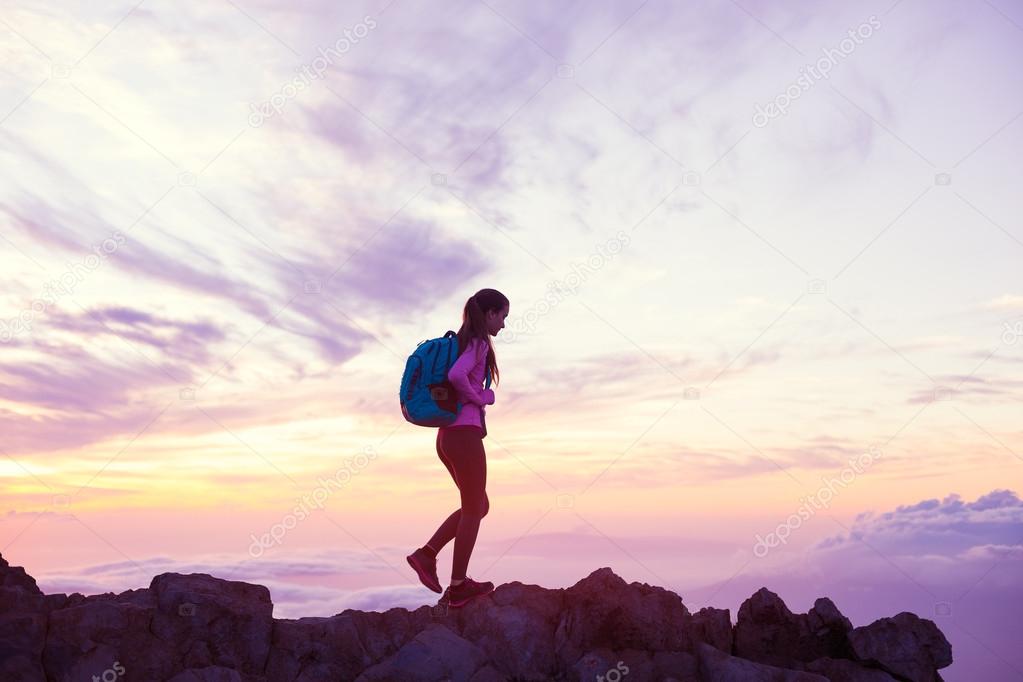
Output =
[
  {"x1": 457, "y1": 579, "x2": 564, "y2": 678},
  {"x1": 652, "y1": 650, "x2": 701, "y2": 681},
  {"x1": 553, "y1": 567, "x2": 696, "y2": 667},
  {"x1": 0, "y1": 552, "x2": 43, "y2": 594},
  {"x1": 265, "y1": 605, "x2": 436, "y2": 681},
  {"x1": 734, "y1": 589, "x2": 853, "y2": 667},
  {"x1": 848, "y1": 612, "x2": 953, "y2": 682},
  {"x1": 0, "y1": 553, "x2": 49, "y2": 681},
  {"x1": 803, "y1": 656, "x2": 899, "y2": 681},
  {"x1": 354, "y1": 622, "x2": 488, "y2": 681},
  {"x1": 43, "y1": 594, "x2": 170, "y2": 681},
  {"x1": 264, "y1": 613, "x2": 374, "y2": 681},
  {"x1": 150, "y1": 572, "x2": 274, "y2": 674},
  {"x1": 0, "y1": 587, "x2": 48, "y2": 682},
  {"x1": 692, "y1": 607, "x2": 733, "y2": 653},
  {"x1": 698, "y1": 641, "x2": 830, "y2": 681}
]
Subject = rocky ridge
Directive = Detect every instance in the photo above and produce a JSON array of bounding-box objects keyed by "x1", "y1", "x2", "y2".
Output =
[{"x1": 0, "y1": 552, "x2": 952, "y2": 681}]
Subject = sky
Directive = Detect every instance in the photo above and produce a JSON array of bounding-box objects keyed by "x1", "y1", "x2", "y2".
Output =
[{"x1": 1, "y1": 0, "x2": 1022, "y2": 679}]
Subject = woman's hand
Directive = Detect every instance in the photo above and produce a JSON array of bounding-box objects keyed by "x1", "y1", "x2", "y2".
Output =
[{"x1": 482, "y1": 388, "x2": 496, "y2": 406}]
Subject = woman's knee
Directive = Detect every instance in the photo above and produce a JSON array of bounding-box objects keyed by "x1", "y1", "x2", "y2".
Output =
[{"x1": 464, "y1": 493, "x2": 489, "y2": 519}]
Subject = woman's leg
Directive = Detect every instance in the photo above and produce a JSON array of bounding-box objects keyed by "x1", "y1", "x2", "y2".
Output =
[
  {"x1": 437, "y1": 427, "x2": 488, "y2": 582},
  {"x1": 425, "y1": 429, "x2": 463, "y2": 553}
]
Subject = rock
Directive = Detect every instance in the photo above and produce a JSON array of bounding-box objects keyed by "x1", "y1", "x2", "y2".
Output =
[
  {"x1": 166, "y1": 665, "x2": 263, "y2": 681},
  {"x1": 41, "y1": 572, "x2": 274, "y2": 681},
  {"x1": 734, "y1": 587, "x2": 800, "y2": 666},
  {"x1": 573, "y1": 647, "x2": 700, "y2": 681},
  {"x1": 0, "y1": 551, "x2": 954, "y2": 682},
  {"x1": 264, "y1": 613, "x2": 375, "y2": 681},
  {"x1": 354, "y1": 622, "x2": 488, "y2": 681},
  {"x1": 0, "y1": 552, "x2": 42, "y2": 595},
  {"x1": 150, "y1": 572, "x2": 274, "y2": 675},
  {"x1": 265, "y1": 603, "x2": 435, "y2": 680},
  {"x1": 808, "y1": 597, "x2": 853, "y2": 633},
  {"x1": 572, "y1": 647, "x2": 630, "y2": 682},
  {"x1": 571, "y1": 647, "x2": 664, "y2": 682},
  {"x1": 806, "y1": 598, "x2": 854, "y2": 658},
  {"x1": 848, "y1": 612, "x2": 953, "y2": 682},
  {"x1": 43, "y1": 595, "x2": 173, "y2": 681},
  {"x1": 652, "y1": 650, "x2": 701, "y2": 681},
  {"x1": 692, "y1": 607, "x2": 733, "y2": 653},
  {"x1": 803, "y1": 656, "x2": 899, "y2": 681},
  {"x1": 0, "y1": 554, "x2": 48, "y2": 681},
  {"x1": 468, "y1": 664, "x2": 509, "y2": 681},
  {"x1": 734, "y1": 588, "x2": 853, "y2": 667},
  {"x1": 337, "y1": 605, "x2": 434, "y2": 664},
  {"x1": 457, "y1": 579, "x2": 563, "y2": 678},
  {"x1": 0, "y1": 587, "x2": 48, "y2": 681},
  {"x1": 553, "y1": 567, "x2": 696, "y2": 667},
  {"x1": 697, "y1": 641, "x2": 830, "y2": 681}
]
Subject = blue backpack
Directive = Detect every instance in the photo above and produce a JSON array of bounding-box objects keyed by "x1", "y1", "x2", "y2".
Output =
[{"x1": 400, "y1": 330, "x2": 491, "y2": 427}]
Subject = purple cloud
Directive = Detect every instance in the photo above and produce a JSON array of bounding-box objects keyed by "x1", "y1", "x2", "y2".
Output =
[
  {"x1": 821, "y1": 489, "x2": 1023, "y2": 556},
  {"x1": 689, "y1": 489, "x2": 1023, "y2": 681}
]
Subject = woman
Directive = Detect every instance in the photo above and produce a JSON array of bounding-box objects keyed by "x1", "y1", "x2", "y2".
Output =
[{"x1": 406, "y1": 288, "x2": 509, "y2": 608}]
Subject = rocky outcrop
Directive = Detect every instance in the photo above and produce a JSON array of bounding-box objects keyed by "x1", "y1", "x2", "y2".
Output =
[
  {"x1": 734, "y1": 588, "x2": 854, "y2": 666},
  {"x1": 0, "y1": 553, "x2": 49, "y2": 682},
  {"x1": 847, "y1": 613, "x2": 953, "y2": 682},
  {"x1": 0, "y1": 553, "x2": 952, "y2": 681}
]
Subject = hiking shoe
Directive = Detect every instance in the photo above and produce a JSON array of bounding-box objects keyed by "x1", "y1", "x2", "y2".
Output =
[
  {"x1": 406, "y1": 547, "x2": 442, "y2": 593},
  {"x1": 439, "y1": 576, "x2": 495, "y2": 608}
]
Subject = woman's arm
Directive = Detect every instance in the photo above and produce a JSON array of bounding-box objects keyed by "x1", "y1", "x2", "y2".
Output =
[{"x1": 448, "y1": 337, "x2": 494, "y2": 407}]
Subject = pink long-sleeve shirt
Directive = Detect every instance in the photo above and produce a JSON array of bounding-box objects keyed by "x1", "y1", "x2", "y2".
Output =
[{"x1": 445, "y1": 336, "x2": 494, "y2": 430}]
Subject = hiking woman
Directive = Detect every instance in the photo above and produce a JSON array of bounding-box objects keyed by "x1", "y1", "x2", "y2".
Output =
[{"x1": 406, "y1": 288, "x2": 509, "y2": 607}]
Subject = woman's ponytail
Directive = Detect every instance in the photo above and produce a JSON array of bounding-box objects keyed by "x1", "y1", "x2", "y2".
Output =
[{"x1": 456, "y1": 288, "x2": 508, "y2": 388}]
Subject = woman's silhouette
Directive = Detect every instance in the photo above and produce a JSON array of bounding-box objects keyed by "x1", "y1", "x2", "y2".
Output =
[{"x1": 406, "y1": 289, "x2": 509, "y2": 608}]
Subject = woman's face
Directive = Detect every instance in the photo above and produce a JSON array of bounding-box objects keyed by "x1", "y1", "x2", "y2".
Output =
[{"x1": 486, "y1": 304, "x2": 509, "y2": 336}]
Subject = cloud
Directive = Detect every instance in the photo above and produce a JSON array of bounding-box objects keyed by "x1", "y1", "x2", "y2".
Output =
[
  {"x1": 689, "y1": 490, "x2": 1023, "y2": 681},
  {"x1": 0, "y1": 344, "x2": 182, "y2": 413},
  {"x1": 0, "y1": 164, "x2": 491, "y2": 454},
  {"x1": 981, "y1": 294, "x2": 1023, "y2": 311},
  {"x1": 906, "y1": 374, "x2": 1023, "y2": 404},
  {"x1": 816, "y1": 489, "x2": 1023, "y2": 557},
  {"x1": 0, "y1": 403, "x2": 172, "y2": 455},
  {"x1": 299, "y1": 0, "x2": 553, "y2": 182},
  {"x1": 1, "y1": 509, "x2": 74, "y2": 522},
  {"x1": 0, "y1": 305, "x2": 235, "y2": 453},
  {"x1": 31, "y1": 547, "x2": 438, "y2": 619},
  {"x1": 35, "y1": 547, "x2": 385, "y2": 589},
  {"x1": 46, "y1": 306, "x2": 227, "y2": 366}
]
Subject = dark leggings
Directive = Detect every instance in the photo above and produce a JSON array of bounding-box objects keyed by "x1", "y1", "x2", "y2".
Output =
[{"x1": 425, "y1": 425, "x2": 489, "y2": 581}]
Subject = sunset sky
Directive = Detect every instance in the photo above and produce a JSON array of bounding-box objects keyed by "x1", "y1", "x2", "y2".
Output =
[{"x1": 2, "y1": 1, "x2": 1021, "y2": 679}]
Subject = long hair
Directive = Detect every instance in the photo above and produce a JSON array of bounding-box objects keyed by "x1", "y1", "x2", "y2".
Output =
[{"x1": 456, "y1": 288, "x2": 508, "y2": 388}]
